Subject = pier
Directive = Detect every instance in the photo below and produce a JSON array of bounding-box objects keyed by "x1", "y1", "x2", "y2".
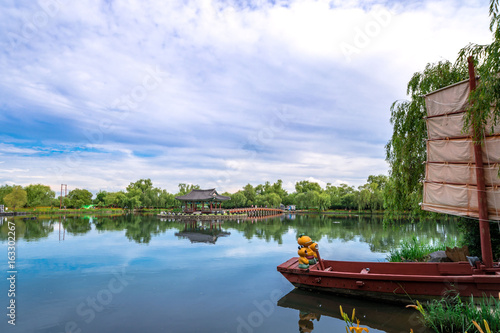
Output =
[
  {"x1": 227, "y1": 207, "x2": 284, "y2": 217},
  {"x1": 158, "y1": 207, "x2": 284, "y2": 220}
]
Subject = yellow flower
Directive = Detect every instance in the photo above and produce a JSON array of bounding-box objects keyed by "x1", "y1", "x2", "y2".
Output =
[
  {"x1": 406, "y1": 301, "x2": 425, "y2": 315},
  {"x1": 349, "y1": 319, "x2": 369, "y2": 333}
]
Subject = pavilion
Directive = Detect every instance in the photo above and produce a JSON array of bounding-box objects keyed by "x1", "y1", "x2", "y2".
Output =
[{"x1": 175, "y1": 189, "x2": 230, "y2": 214}]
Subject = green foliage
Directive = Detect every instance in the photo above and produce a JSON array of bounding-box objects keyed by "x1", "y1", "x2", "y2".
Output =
[
  {"x1": 221, "y1": 191, "x2": 247, "y2": 208},
  {"x1": 317, "y1": 192, "x2": 330, "y2": 211},
  {"x1": 385, "y1": 61, "x2": 468, "y2": 216},
  {"x1": 25, "y1": 184, "x2": 55, "y2": 207},
  {"x1": 242, "y1": 183, "x2": 256, "y2": 205},
  {"x1": 356, "y1": 175, "x2": 387, "y2": 212},
  {"x1": 411, "y1": 294, "x2": 500, "y2": 333},
  {"x1": 457, "y1": 0, "x2": 500, "y2": 145},
  {"x1": 387, "y1": 235, "x2": 458, "y2": 262},
  {"x1": 127, "y1": 179, "x2": 154, "y2": 207},
  {"x1": 177, "y1": 183, "x2": 200, "y2": 196},
  {"x1": 3, "y1": 185, "x2": 27, "y2": 210},
  {"x1": 68, "y1": 188, "x2": 93, "y2": 208},
  {"x1": 0, "y1": 184, "x2": 13, "y2": 205},
  {"x1": 295, "y1": 180, "x2": 322, "y2": 194},
  {"x1": 93, "y1": 190, "x2": 107, "y2": 206},
  {"x1": 458, "y1": 218, "x2": 500, "y2": 260}
]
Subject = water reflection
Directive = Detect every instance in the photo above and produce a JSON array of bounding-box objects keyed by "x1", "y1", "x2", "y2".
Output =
[
  {"x1": 278, "y1": 288, "x2": 417, "y2": 332},
  {"x1": 0, "y1": 214, "x2": 460, "y2": 253},
  {"x1": 175, "y1": 220, "x2": 231, "y2": 244}
]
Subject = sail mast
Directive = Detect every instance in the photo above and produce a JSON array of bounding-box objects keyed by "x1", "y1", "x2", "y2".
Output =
[{"x1": 468, "y1": 56, "x2": 493, "y2": 268}]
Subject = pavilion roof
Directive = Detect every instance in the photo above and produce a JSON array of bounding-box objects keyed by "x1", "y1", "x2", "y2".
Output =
[{"x1": 175, "y1": 189, "x2": 230, "y2": 202}]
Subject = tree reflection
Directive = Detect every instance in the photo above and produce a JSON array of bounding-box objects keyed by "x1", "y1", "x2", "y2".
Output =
[
  {"x1": 0, "y1": 219, "x2": 53, "y2": 241},
  {"x1": 0, "y1": 214, "x2": 462, "y2": 250}
]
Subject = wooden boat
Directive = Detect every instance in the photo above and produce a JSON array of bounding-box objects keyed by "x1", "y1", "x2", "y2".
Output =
[
  {"x1": 277, "y1": 57, "x2": 500, "y2": 303},
  {"x1": 277, "y1": 258, "x2": 499, "y2": 304}
]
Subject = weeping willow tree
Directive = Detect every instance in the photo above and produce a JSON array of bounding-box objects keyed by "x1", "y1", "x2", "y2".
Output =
[
  {"x1": 385, "y1": 0, "x2": 500, "y2": 217},
  {"x1": 385, "y1": 62, "x2": 467, "y2": 215},
  {"x1": 458, "y1": 0, "x2": 500, "y2": 141}
]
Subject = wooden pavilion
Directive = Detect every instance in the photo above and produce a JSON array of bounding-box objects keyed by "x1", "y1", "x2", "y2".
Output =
[{"x1": 175, "y1": 189, "x2": 230, "y2": 214}]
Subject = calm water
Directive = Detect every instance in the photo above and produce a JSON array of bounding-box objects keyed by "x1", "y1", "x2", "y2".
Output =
[{"x1": 0, "y1": 214, "x2": 460, "y2": 333}]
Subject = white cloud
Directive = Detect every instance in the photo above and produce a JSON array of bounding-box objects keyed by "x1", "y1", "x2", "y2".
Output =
[{"x1": 0, "y1": 0, "x2": 494, "y2": 194}]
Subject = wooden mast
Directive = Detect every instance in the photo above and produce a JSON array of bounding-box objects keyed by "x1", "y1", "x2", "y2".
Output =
[{"x1": 468, "y1": 56, "x2": 494, "y2": 268}]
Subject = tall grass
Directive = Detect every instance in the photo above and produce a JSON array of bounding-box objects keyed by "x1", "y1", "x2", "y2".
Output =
[
  {"x1": 408, "y1": 293, "x2": 500, "y2": 333},
  {"x1": 387, "y1": 236, "x2": 459, "y2": 262}
]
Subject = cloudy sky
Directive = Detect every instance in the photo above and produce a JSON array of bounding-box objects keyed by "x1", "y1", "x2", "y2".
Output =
[{"x1": 0, "y1": 0, "x2": 494, "y2": 194}]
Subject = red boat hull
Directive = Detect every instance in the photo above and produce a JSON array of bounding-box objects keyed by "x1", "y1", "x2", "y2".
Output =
[{"x1": 277, "y1": 258, "x2": 500, "y2": 303}]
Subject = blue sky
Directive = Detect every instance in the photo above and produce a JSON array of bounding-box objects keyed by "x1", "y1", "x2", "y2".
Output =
[{"x1": 0, "y1": 0, "x2": 493, "y2": 194}]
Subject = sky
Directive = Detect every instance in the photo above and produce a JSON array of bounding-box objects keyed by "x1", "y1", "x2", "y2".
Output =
[{"x1": 0, "y1": 0, "x2": 494, "y2": 195}]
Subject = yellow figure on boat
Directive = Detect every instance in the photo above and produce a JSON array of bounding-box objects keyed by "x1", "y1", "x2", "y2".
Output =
[
  {"x1": 298, "y1": 235, "x2": 318, "y2": 265},
  {"x1": 298, "y1": 247, "x2": 310, "y2": 269}
]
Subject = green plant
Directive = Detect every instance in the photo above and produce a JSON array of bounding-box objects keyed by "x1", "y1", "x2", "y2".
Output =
[
  {"x1": 387, "y1": 236, "x2": 459, "y2": 262},
  {"x1": 407, "y1": 294, "x2": 500, "y2": 333}
]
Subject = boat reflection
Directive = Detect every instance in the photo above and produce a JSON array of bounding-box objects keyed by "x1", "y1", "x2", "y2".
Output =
[{"x1": 277, "y1": 288, "x2": 416, "y2": 332}]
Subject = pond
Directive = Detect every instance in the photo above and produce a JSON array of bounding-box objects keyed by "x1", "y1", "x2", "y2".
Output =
[{"x1": 0, "y1": 213, "x2": 460, "y2": 333}]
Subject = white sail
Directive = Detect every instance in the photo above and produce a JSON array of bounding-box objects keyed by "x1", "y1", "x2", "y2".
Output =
[{"x1": 422, "y1": 79, "x2": 500, "y2": 220}]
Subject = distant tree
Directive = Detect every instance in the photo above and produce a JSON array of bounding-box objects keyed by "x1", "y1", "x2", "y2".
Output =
[
  {"x1": 266, "y1": 193, "x2": 281, "y2": 207},
  {"x1": 0, "y1": 185, "x2": 13, "y2": 205},
  {"x1": 159, "y1": 190, "x2": 176, "y2": 208},
  {"x1": 295, "y1": 192, "x2": 306, "y2": 209},
  {"x1": 56, "y1": 196, "x2": 71, "y2": 208},
  {"x1": 242, "y1": 184, "x2": 256, "y2": 205},
  {"x1": 356, "y1": 175, "x2": 388, "y2": 212},
  {"x1": 25, "y1": 184, "x2": 55, "y2": 207},
  {"x1": 255, "y1": 184, "x2": 265, "y2": 196},
  {"x1": 304, "y1": 191, "x2": 320, "y2": 209},
  {"x1": 338, "y1": 184, "x2": 357, "y2": 210},
  {"x1": 271, "y1": 179, "x2": 288, "y2": 201},
  {"x1": 295, "y1": 180, "x2": 322, "y2": 194},
  {"x1": 127, "y1": 179, "x2": 155, "y2": 207},
  {"x1": 68, "y1": 188, "x2": 93, "y2": 208},
  {"x1": 125, "y1": 188, "x2": 142, "y2": 211},
  {"x1": 325, "y1": 184, "x2": 342, "y2": 208},
  {"x1": 4, "y1": 186, "x2": 27, "y2": 211},
  {"x1": 318, "y1": 192, "x2": 331, "y2": 211},
  {"x1": 51, "y1": 198, "x2": 60, "y2": 208},
  {"x1": 177, "y1": 183, "x2": 200, "y2": 196},
  {"x1": 231, "y1": 191, "x2": 247, "y2": 208},
  {"x1": 254, "y1": 194, "x2": 268, "y2": 207},
  {"x1": 282, "y1": 192, "x2": 295, "y2": 206},
  {"x1": 93, "y1": 190, "x2": 107, "y2": 206}
]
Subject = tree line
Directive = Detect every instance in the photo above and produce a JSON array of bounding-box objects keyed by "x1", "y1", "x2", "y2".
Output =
[{"x1": 0, "y1": 175, "x2": 388, "y2": 212}]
